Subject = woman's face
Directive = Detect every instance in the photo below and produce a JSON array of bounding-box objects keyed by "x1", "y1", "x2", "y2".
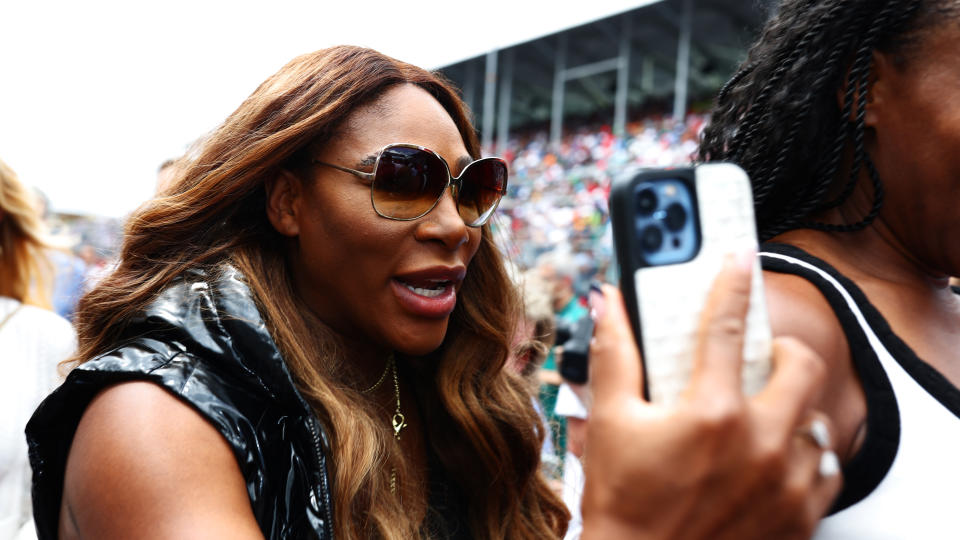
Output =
[
  {"x1": 868, "y1": 21, "x2": 960, "y2": 275},
  {"x1": 274, "y1": 84, "x2": 482, "y2": 356}
]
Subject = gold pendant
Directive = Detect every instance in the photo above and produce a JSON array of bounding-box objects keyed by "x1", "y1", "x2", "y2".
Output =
[{"x1": 392, "y1": 412, "x2": 407, "y2": 438}]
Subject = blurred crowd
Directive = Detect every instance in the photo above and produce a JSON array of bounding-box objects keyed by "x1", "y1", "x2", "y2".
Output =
[
  {"x1": 43, "y1": 215, "x2": 121, "y2": 322},
  {"x1": 494, "y1": 112, "x2": 707, "y2": 296}
]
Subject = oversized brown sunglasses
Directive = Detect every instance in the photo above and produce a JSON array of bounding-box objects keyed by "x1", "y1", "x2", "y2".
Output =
[{"x1": 313, "y1": 143, "x2": 508, "y2": 227}]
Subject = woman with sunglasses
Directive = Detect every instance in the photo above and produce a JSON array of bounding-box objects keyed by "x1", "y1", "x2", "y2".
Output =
[{"x1": 26, "y1": 46, "x2": 837, "y2": 539}]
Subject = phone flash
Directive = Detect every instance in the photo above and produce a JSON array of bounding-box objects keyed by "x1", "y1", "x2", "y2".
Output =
[{"x1": 663, "y1": 184, "x2": 677, "y2": 197}]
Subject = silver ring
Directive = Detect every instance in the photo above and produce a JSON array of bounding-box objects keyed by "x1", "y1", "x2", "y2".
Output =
[
  {"x1": 819, "y1": 450, "x2": 840, "y2": 477},
  {"x1": 798, "y1": 418, "x2": 840, "y2": 478},
  {"x1": 803, "y1": 418, "x2": 832, "y2": 449}
]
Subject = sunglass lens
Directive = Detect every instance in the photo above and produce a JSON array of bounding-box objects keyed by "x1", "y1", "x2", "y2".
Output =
[
  {"x1": 457, "y1": 159, "x2": 507, "y2": 226},
  {"x1": 373, "y1": 147, "x2": 448, "y2": 219}
]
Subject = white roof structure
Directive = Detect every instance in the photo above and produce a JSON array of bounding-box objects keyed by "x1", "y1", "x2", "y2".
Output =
[
  {"x1": 422, "y1": 0, "x2": 664, "y2": 69},
  {"x1": 435, "y1": 0, "x2": 775, "y2": 150}
]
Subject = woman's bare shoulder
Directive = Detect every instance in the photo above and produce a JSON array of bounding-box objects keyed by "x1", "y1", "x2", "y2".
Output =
[
  {"x1": 763, "y1": 269, "x2": 868, "y2": 460},
  {"x1": 61, "y1": 381, "x2": 264, "y2": 539},
  {"x1": 763, "y1": 269, "x2": 849, "y2": 364}
]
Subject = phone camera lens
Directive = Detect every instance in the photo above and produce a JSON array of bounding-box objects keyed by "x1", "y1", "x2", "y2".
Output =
[
  {"x1": 636, "y1": 188, "x2": 658, "y2": 216},
  {"x1": 639, "y1": 224, "x2": 664, "y2": 252},
  {"x1": 664, "y1": 202, "x2": 687, "y2": 232}
]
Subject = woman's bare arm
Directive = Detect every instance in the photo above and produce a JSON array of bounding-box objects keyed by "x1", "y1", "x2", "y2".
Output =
[
  {"x1": 60, "y1": 381, "x2": 265, "y2": 540},
  {"x1": 763, "y1": 270, "x2": 868, "y2": 461}
]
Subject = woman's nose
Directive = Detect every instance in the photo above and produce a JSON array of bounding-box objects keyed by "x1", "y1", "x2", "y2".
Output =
[{"x1": 414, "y1": 188, "x2": 469, "y2": 250}]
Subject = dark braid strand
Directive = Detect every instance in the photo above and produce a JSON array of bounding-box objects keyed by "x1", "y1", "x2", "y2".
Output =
[{"x1": 697, "y1": 0, "x2": 935, "y2": 241}]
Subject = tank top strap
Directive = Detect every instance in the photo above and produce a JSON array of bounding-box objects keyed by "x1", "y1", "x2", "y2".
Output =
[{"x1": 759, "y1": 243, "x2": 900, "y2": 513}]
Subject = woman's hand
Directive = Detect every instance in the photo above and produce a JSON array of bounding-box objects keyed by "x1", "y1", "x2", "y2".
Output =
[{"x1": 581, "y1": 256, "x2": 841, "y2": 540}]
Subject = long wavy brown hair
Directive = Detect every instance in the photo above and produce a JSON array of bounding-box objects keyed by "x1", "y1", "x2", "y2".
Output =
[
  {"x1": 0, "y1": 159, "x2": 54, "y2": 307},
  {"x1": 72, "y1": 46, "x2": 568, "y2": 539}
]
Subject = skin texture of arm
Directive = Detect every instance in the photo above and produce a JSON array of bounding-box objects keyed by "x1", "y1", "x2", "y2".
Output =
[
  {"x1": 763, "y1": 270, "x2": 868, "y2": 462},
  {"x1": 59, "y1": 381, "x2": 265, "y2": 540}
]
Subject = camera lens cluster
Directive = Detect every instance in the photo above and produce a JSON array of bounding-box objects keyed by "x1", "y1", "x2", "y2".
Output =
[
  {"x1": 637, "y1": 188, "x2": 658, "y2": 217},
  {"x1": 636, "y1": 188, "x2": 689, "y2": 252},
  {"x1": 632, "y1": 180, "x2": 698, "y2": 265}
]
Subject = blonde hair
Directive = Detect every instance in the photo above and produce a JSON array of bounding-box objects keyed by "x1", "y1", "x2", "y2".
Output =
[
  {"x1": 514, "y1": 270, "x2": 556, "y2": 378},
  {"x1": 0, "y1": 159, "x2": 54, "y2": 307},
  {"x1": 73, "y1": 46, "x2": 568, "y2": 539}
]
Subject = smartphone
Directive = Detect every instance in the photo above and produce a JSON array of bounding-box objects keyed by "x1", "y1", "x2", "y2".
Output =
[{"x1": 609, "y1": 163, "x2": 772, "y2": 406}]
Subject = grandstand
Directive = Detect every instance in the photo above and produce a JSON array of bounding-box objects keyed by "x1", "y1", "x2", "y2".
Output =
[
  {"x1": 434, "y1": 0, "x2": 775, "y2": 280},
  {"x1": 437, "y1": 0, "x2": 775, "y2": 152}
]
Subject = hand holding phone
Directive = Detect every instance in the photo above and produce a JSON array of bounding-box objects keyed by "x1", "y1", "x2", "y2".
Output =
[{"x1": 582, "y1": 274, "x2": 840, "y2": 539}]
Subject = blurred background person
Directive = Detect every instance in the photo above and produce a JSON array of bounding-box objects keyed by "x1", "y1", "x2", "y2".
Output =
[
  {"x1": 48, "y1": 247, "x2": 85, "y2": 321},
  {"x1": 0, "y1": 158, "x2": 76, "y2": 540},
  {"x1": 529, "y1": 250, "x2": 595, "y2": 539},
  {"x1": 27, "y1": 190, "x2": 85, "y2": 322},
  {"x1": 553, "y1": 283, "x2": 595, "y2": 540},
  {"x1": 507, "y1": 268, "x2": 556, "y2": 387},
  {"x1": 76, "y1": 245, "x2": 110, "y2": 294},
  {"x1": 506, "y1": 268, "x2": 561, "y2": 482},
  {"x1": 554, "y1": 378, "x2": 589, "y2": 540},
  {"x1": 155, "y1": 158, "x2": 182, "y2": 194},
  {"x1": 555, "y1": 387, "x2": 587, "y2": 540},
  {"x1": 534, "y1": 249, "x2": 589, "y2": 470}
]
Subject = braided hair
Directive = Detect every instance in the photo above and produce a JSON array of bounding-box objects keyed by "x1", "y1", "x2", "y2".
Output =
[{"x1": 698, "y1": 0, "x2": 957, "y2": 241}]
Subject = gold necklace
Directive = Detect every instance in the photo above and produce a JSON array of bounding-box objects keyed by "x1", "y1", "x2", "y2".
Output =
[
  {"x1": 361, "y1": 354, "x2": 407, "y2": 494},
  {"x1": 361, "y1": 354, "x2": 393, "y2": 394},
  {"x1": 389, "y1": 357, "x2": 407, "y2": 495}
]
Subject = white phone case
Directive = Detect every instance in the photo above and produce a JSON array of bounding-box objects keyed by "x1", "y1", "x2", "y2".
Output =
[{"x1": 628, "y1": 164, "x2": 772, "y2": 406}]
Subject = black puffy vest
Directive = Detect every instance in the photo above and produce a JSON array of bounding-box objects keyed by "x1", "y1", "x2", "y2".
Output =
[{"x1": 26, "y1": 265, "x2": 335, "y2": 539}]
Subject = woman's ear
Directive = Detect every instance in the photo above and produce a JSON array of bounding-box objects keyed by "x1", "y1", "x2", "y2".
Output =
[
  {"x1": 835, "y1": 51, "x2": 887, "y2": 127},
  {"x1": 864, "y1": 50, "x2": 895, "y2": 129},
  {"x1": 266, "y1": 169, "x2": 303, "y2": 237}
]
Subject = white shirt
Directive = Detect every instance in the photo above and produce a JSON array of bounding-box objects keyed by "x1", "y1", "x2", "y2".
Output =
[
  {"x1": 555, "y1": 383, "x2": 588, "y2": 539},
  {"x1": 0, "y1": 297, "x2": 75, "y2": 540}
]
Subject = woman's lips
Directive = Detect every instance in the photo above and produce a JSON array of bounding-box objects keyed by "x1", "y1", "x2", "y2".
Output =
[{"x1": 391, "y1": 278, "x2": 458, "y2": 318}]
